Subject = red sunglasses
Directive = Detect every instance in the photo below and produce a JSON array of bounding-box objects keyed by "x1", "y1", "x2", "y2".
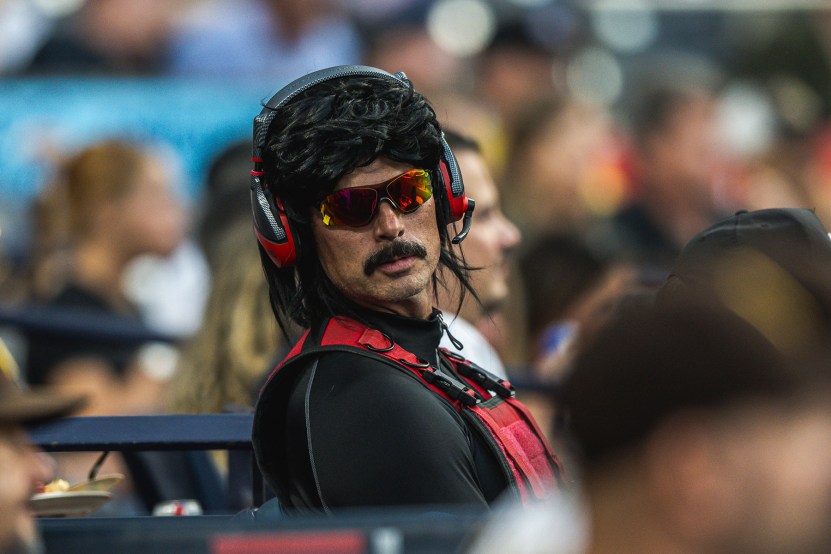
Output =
[{"x1": 319, "y1": 169, "x2": 433, "y2": 227}]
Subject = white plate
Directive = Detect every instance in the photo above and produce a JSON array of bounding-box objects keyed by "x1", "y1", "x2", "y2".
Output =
[{"x1": 30, "y1": 490, "x2": 113, "y2": 517}]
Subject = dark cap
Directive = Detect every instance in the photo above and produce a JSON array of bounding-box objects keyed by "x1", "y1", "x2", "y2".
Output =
[
  {"x1": 561, "y1": 300, "x2": 802, "y2": 469},
  {"x1": 666, "y1": 208, "x2": 831, "y2": 288},
  {"x1": 658, "y1": 208, "x2": 831, "y2": 355}
]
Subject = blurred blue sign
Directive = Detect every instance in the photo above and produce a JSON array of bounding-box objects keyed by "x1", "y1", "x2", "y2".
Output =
[
  {"x1": 0, "y1": 77, "x2": 273, "y2": 200},
  {"x1": 0, "y1": 77, "x2": 274, "y2": 252}
]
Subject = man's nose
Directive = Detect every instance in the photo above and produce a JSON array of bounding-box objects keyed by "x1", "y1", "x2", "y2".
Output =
[
  {"x1": 373, "y1": 200, "x2": 405, "y2": 240},
  {"x1": 499, "y1": 213, "x2": 521, "y2": 250}
]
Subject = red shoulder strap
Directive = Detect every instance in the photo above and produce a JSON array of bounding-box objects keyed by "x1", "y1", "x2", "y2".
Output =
[
  {"x1": 323, "y1": 318, "x2": 482, "y2": 408},
  {"x1": 262, "y1": 317, "x2": 481, "y2": 408},
  {"x1": 259, "y1": 328, "x2": 311, "y2": 396}
]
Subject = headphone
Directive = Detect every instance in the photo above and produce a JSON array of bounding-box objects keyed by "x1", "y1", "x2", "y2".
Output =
[{"x1": 251, "y1": 64, "x2": 474, "y2": 269}]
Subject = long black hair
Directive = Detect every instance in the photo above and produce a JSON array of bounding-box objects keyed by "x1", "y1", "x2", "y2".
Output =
[{"x1": 258, "y1": 74, "x2": 477, "y2": 338}]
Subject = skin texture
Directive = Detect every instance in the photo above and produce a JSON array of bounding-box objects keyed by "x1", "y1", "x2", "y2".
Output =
[
  {"x1": 311, "y1": 158, "x2": 441, "y2": 319},
  {"x1": 0, "y1": 425, "x2": 52, "y2": 553},
  {"x1": 452, "y1": 149, "x2": 520, "y2": 320}
]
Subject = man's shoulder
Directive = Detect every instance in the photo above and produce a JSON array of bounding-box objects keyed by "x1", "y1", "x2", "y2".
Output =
[
  {"x1": 275, "y1": 347, "x2": 424, "y2": 391},
  {"x1": 285, "y1": 349, "x2": 463, "y2": 423}
]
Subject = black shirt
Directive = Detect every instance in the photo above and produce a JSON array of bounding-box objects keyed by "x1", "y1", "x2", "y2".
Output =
[
  {"x1": 262, "y1": 306, "x2": 508, "y2": 512},
  {"x1": 23, "y1": 284, "x2": 149, "y2": 385}
]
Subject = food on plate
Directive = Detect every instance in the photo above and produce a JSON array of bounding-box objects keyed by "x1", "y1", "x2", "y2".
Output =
[{"x1": 39, "y1": 479, "x2": 71, "y2": 493}]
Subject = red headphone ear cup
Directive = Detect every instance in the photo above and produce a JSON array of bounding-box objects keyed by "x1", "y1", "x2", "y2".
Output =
[
  {"x1": 439, "y1": 143, "x2": 468, "y2": 223},
  {"x1": 251, "y1": 175, "x2": 298, "y2": 268}
]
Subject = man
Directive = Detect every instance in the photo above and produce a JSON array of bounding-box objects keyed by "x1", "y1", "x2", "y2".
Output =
[
  {"x1": 0, "y1": 341, "x2": 83, "y2": 554},
  {"x1": 604, "y1": 76, "x2": 725, "y2": 277},
  {"x1": 250, "y1": 65, "x2": 560, "y2": 512},
  {"x1": 558, "y1": 301, "x2": 831, "y2": 554},
  {"x1": 437, "y1": 130, "x2": 521, "y2": 378}
]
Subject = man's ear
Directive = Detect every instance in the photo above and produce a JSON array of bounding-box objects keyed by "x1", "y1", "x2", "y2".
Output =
[{"x1": 643, "y1": 411, "x2": 742, "y2": 546}]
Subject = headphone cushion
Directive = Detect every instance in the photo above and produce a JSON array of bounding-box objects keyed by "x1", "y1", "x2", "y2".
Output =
[{"x1": 251, "y1": 177, "x2": 298, "y2": 268}]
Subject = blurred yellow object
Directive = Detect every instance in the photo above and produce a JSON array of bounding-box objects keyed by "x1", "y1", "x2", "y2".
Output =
[
  {"x1": 0, "y1": 338, "x2": 21, "y2": 382},
  {"x1": 43, "y1": 479, "x2": 70, "y2": 493}
]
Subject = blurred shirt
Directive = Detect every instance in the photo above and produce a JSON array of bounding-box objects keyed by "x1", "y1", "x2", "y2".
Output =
[{"x1": 165, "y1": 0, "x2": 362, "y2": 81}]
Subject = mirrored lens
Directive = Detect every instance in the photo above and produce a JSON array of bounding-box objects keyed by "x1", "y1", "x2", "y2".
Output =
[
  {"x1": 320, "y1": 169, "x2": 432, "y2": 227},
  {"x1": 389, "y1": 170, "x2": 432, "y2": 213},
  {"x1": 321, "y1": 187, "x2": 377, "y2": 226}
]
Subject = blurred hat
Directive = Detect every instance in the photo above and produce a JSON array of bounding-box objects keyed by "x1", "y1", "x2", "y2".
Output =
[
  {"x1": 665, "y1": 208, "x2": 831, "y2": 288},
  {"x1": 561, "y1": 300, "x2": 803, "y2": 469},
  {"x1": 0, "y1": 339, "x2": 83, "y2": 425},
  {"x1": 658, "y1": 208, "x2": 831, "y2": 355}
]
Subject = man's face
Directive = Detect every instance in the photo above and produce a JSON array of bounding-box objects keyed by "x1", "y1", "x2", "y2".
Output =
[
  {"x1": 454, "y1": 149, "x2": 521, "y2": 315},
  {"x1": 0, "y1": 425, "x2": 51, "y2": 553},
  {"x1": 311, "y1": 157, "x2": 441, "y2": 318}
]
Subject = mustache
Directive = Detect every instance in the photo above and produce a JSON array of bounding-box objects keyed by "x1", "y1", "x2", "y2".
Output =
[{"x1": 364, "y1": 240, "x2": 428, "y2": 275}]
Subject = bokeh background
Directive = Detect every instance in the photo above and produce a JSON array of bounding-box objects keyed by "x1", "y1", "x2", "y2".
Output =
[{"x1": 2, "y1": 0, "x2": 831, "y2": 370}]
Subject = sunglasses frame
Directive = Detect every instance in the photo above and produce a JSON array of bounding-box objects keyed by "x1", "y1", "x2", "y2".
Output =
[{"x1": 319, "y1": 168, "x2": 433, "y2": 227}]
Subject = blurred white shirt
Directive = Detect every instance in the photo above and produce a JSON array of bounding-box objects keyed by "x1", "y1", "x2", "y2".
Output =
[{"x1": 440, "y1": 313, "x2": 507, "y2": 379}]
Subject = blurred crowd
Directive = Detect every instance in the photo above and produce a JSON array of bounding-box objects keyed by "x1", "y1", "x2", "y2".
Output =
[{"x1": 1, "y1": 0, "x2": 831, "y2": 551}]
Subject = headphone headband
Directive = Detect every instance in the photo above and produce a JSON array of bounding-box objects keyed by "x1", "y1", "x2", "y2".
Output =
[{"x1": 253, "y1": 65, "x2": 409, "y2": 161}]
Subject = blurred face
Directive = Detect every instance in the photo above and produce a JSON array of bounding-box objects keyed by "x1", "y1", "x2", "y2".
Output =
[
  {"x1": 522, "y1": 104, "x2": 619, "y2": 226},
  {"x1": 658, "y1": 398, "x2": 831, "y2": 554},
  {"x1": 311, "y1": 158, "x2": 441, "y2": 318},
  {"x1": 113, "y1": 157, "x2": 187, "y2": 259},
  {"x1": 715, "y1": 399, "x2": 831, "y2": 554},
  {"x1": 0, "y1": 425, "x2": 52, "y2": 553},
  {"x1": 647, "y1": 95, "x2": 719, "y2": 203},
  {"x1": 454, "y1": 149, "x2": 521, "y2": 316}
]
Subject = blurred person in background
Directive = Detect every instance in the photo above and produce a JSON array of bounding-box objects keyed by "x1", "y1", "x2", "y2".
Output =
[
  {"x1": 169, "y1": 224, "x2": 281, "y2": 415},
  {"x1": 474, "y1": 21, "x2": 565, "y2": 131},
  {"x1": 494, "y1": 94, "x2": 630, "y2": 370},
  {"x1": 504, "y1": 95, "x2": 629, "y2": 240},
  {"x1": 192, "y1": 140, "x2": 254, "y2": 268},
  {"x1": 170, "y1": 138, "x2": 287, "y2": 416},
  {"x1": 364, "y1": 21, "x2": 466, "y2": 98},
  {"x1": 0, "y1": 341, "x2": 83, "y2": 554},
  {"x1": 23, "y1": 0, "x2": 186, "y2": 74},
  {"x1": 24, "y1": 139, "x2": 186, "y2": 416},
  {"x1": 22, "y1": 139, "x2": 197, "y2": 515},
  {"x1": 165, "y1": 0, "x2": 362, "y2": 81},
  {"x1": 469, "y1": 298, "x2": 831, "y2": 554},
  {"x1": 558, "y1": 300, "x2": 831, "y2": 554},
  {"x1": 601, "y1": 74, "x2": 727, "y2": 277},
  {"x1": 167, "y1": 224, "x2": 282, "y2": 512},
  {"x1": 517, "y1": 232, "x2": 636, "y2": 380},
  {"x1": 436, "y1": 130, "x2": 520, "y2": 379},
  {"x1": 508, "y1": 232, "x2": 640, "y2": 444},
  {"x1": 657, "y1": 207, "x2": 831, "y2": 363}
]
